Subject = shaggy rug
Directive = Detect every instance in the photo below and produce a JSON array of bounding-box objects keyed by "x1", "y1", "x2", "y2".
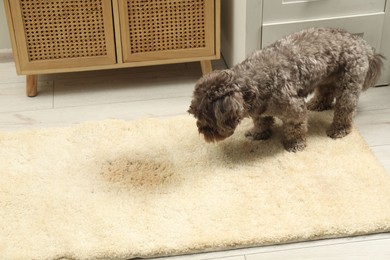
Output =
[{"x1": 1, "y1": 112, "x2": 390, "y2": 259}]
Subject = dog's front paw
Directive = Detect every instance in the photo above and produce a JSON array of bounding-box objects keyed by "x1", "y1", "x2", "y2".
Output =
[
  {"x1": 282, "y1": 139, "x2": 307, "y2": 152},
  {"x1": 245, "y1": 129, "x2": 272, "y2": 141},
  {"x1": 326, "y1": 125, "x2": 351, "y2": 139}
]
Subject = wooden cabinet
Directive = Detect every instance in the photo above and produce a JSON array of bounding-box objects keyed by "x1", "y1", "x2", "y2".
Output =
[
  {"x1": 118, "y1": 0, "x2": 216, "y2": 63},
  {"x1": 6, "y1": 0, "x2": 117, "y2": 72},
  {"x1": 4, "y1": 0, "x2": 220, "y2": 96}
]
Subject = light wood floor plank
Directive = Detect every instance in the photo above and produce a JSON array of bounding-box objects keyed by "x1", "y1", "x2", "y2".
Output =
[
  {"x1": 358, "y1": 86, "x2": 390, "y2": 111},
  {"x1": 245, "y1": 238, "x2": 390, "y2": 260},
  {"x1": 355, "y1": 108, "x2": 390, "y2": 147},
  {"x1": 0, "y1": 96, "x2": 191, "y2": 131},
  {"x1": 52, "y1": 73, "x2": 196, "y2": 108},
  {"x1": 370, "y1": 145, "x2": 390, "y2": 173},
  {"x1": 0, "y1": 81, "x2": 53, "y2": 113}
]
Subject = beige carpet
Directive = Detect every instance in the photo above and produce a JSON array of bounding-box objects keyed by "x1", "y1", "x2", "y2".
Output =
[{"x1": 1, "y1": 112, "x2": 390, "y2": 259}]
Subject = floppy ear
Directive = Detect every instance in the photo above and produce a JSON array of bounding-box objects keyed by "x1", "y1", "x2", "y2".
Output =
[{"x1": 213, "y1": 92, "x2": 245, "y2": 130}]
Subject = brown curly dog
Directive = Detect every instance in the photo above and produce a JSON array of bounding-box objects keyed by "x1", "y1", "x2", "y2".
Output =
[{"x1": 188, "y1": 28, "x2": 384, "y2": 152}]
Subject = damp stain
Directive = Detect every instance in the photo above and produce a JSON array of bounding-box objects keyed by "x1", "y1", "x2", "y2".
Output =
[{"x1": 101, "y1": 157, "x2": 176, "y2": 189}]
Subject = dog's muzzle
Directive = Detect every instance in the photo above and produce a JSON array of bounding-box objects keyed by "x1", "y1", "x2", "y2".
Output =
[{"x1": 201, "y1": 129, "x2": 234, "y2": 143}]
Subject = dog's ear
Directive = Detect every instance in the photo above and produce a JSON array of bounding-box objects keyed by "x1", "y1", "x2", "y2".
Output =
[{"x1": 213, "y1": 92, "x2": 245, "y2": 130}]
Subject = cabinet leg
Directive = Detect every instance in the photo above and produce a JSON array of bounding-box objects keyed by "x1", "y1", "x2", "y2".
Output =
[
  {"x1": 200, "y1": 60, "x2": 212, "y2": 75},
  {"x1": 26, "y1": 75, "x2": 38, "y2": 97}
]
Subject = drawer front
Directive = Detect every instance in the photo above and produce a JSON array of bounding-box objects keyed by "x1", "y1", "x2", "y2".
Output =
[
  {"x1": 8, "y1": 0, "x2": 117, "y2": 73},
  {"x1": 119, "y1": 0, "x2": 216, "y2": 62},
  {"x1": 261, "y1": 13, "x2": 385, "y2": 51},
  {"x1": 263, "y1": 0, "x2": 386, "y2": 24}
]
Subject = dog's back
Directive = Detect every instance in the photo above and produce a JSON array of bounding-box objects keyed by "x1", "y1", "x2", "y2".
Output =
[{"x1": 242, "y1": 27, "x2": 383, "y2": 93}]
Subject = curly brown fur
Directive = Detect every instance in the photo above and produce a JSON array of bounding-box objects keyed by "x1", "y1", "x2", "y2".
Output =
[{"x1": 189, "y1": 28, "x2": 384, "y2": 152}]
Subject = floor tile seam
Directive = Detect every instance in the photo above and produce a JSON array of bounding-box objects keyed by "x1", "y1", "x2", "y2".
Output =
[
  {"x1": 51, "y1": 95, "x2": 192, "y2": 109},
  {"x1": 242, "y1": 237, "x2": 390, "y2": 257},
  {"x1": 357, "y1": 107, "x2": 390, "y2": 113}
]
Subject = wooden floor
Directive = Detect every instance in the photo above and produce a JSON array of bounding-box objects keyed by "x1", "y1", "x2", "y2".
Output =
[{"x1": 0, "y1": 54, "x2": 389, "y2": 259}]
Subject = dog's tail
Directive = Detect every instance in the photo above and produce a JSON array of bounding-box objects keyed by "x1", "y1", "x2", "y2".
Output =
[{"x1": 363, "y1": 53, "x2": 385, "y2": 91}]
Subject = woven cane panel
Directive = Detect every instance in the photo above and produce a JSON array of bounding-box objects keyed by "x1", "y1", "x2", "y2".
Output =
[
  {"x1": 127, "y1": 0, "x2": 207, "y2": 54},
  {"x1": 20, "y1": 0, "x2": 108, "y2": 61}
]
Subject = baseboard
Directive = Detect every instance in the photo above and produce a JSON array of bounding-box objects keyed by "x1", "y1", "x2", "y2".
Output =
[
  {"x1": 0, "y1": 49, "x2": 14, "y2": 62},
  {"x1": 0, "y1": 48, "x2": 13, "y2": 62}
]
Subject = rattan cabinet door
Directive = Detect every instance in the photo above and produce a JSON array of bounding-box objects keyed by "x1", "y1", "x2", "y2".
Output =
[
  {"x1": 8, "y1": 0, "x2": 117, "y2": 74},
  {"x1": 118, "y1": 0, "x2": 216, "y2": 62}
]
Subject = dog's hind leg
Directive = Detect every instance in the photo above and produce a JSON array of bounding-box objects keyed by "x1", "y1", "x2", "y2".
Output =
[
  {"x1": 282, "y1": 119, "x2": 308, "y2": 152},
  {"x1": 307, "y1": 83, "x2": 335, "y2": 111},
  {"x1": 245, "y1": 116, "x2": 274, "y2": 140},
  {"x1": 326, "y1": 90, "x2": 360, "y2": 138},
  {"x1": 326, "y1": 52, "x2": 369, "y2": 138},
  {"x1": 327, "y1": 74, "x2": 366, "y2": 138}
]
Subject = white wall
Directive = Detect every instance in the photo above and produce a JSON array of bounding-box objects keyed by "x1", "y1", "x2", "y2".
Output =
[
  {"x1": 221, "y1": 0, "x2": 263, "y2": 67},
  {"x1": 221, "y1": 0, "x2": 248, "y2": 68},
  {"x1": 0, "y1": 0, "x2": 11, "y2": 49}
]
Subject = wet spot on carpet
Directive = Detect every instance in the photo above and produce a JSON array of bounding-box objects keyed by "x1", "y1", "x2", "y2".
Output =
[{"x1": 101, "y1": 156, "x2": 176, "y2": 190}]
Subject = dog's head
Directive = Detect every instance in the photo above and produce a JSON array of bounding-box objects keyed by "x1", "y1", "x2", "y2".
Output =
[{"x1": 188, "y1": 70, "x2": 245, "y2": 143}]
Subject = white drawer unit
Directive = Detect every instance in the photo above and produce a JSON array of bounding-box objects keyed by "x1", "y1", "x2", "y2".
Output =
[
  {"x1": 262, "y1": 13, "x2": 385, "y2": 50},
  {"x1": 263, "y1": 0, "x2": 386, "y2": 24},
  {"x1": 262, "y1": 0, "x2": 386, "y2": 50},
  {"x1": 221, "y1": 0, "x2": 390, "y2": 86}
]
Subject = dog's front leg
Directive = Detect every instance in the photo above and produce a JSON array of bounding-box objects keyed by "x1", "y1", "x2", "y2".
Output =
[
  {"x1": 279, "y1": 99, "x2": 308, "y2": 152},
  {"x1": 282, "y1": 118, "x2": 308, "y2": 152},
  {"x1": 245, "y1": 116, "x2": 274, "y2": 140}
]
